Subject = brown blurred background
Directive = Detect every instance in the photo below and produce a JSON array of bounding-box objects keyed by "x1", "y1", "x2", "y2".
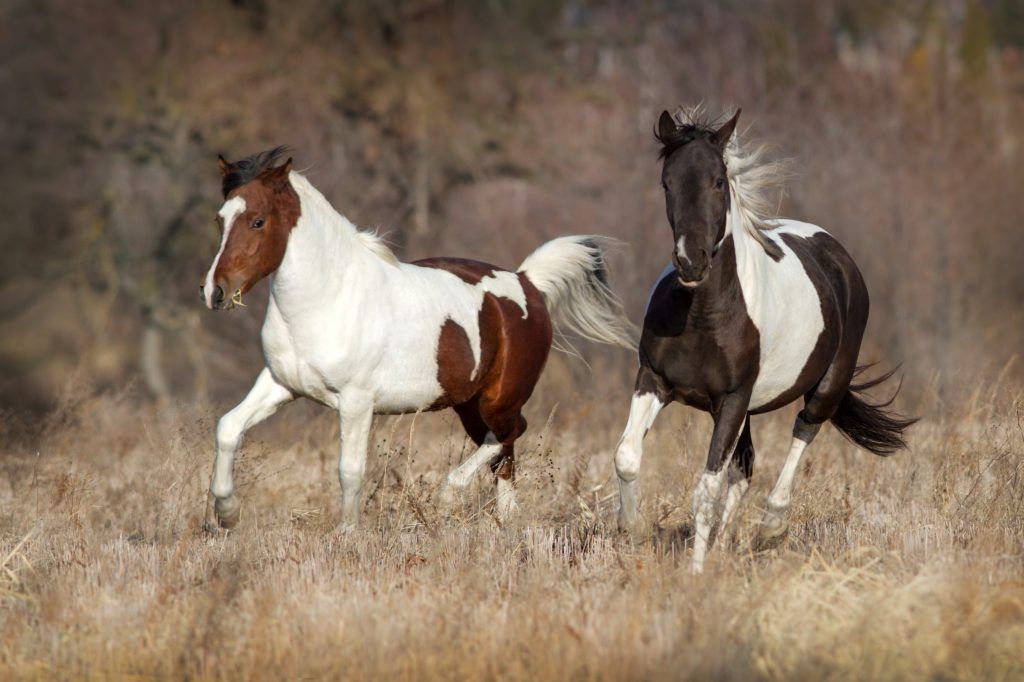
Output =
[{"x1": 2, "y1": 0, "x2": 1022, "y2": 424}]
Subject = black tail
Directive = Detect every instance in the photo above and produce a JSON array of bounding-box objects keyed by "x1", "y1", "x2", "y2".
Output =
[{"x1": 829, "y1": 365, "x2": 918, "y2": 456}]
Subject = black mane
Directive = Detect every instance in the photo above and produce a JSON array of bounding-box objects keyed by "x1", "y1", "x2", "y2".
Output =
[
  {"x1": 222, "y1": 145, "x2": 288, "y2": 197},
  {"x1": 654, "y1": 110, "x2": 721, "y2": 159}
]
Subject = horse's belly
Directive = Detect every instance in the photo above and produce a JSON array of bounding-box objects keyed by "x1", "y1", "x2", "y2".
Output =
[{"x1": 369, "y1": 359, "x2": 445, "y2": 414}]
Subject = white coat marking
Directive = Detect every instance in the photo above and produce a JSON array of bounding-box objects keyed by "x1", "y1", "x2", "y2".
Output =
[
  {"x1": 615, "y1": 392, "x2": 666, "y2": 529},
  {"x1": 734, "y1": 217, "x2": 827, "y2": 409},
  {"x1": 675, "y1": 235, "x2": 688, "y2": 263},
  {"x1": 204, "y1": 196, "x2": 246, "y2": 308},
  {"x1": 208, "y1": 169, "x2": 630, "y2": 529}
]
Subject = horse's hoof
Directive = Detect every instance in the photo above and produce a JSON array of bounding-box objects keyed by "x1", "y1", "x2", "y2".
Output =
[
  {"x1": 214, "y1": 495, "x2": 241, "y2": 529},
  {"x1": 753, "y1": 509, "x2": 789, "y2": 552},
  {"x1": 617, "y1": 514, "x2": 647, "y2": 542}
]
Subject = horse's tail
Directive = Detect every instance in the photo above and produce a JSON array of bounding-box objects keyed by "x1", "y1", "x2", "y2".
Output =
[
  {"x1": 829, "y1": 365, "x2": 918, "y2": 456},
  {"x1": 517, "y1": 236, "x2": 637, "y2": 351}
]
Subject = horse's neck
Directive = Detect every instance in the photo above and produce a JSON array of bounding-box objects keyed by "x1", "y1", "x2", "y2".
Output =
[
  {"x1": 728, "y1": 193, "x2": 772, "y2": 298},
  {"x1": 271, "y1": 174, "x2": 388, "y2": 316}
]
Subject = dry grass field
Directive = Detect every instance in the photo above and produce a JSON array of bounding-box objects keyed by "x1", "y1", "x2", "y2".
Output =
[
  {"x1": 2, "y1": 362, "x2": 1022, "y2": 680},
  {"x1": 3, "y1": 1, "x2": 1024, "y2": 679}
]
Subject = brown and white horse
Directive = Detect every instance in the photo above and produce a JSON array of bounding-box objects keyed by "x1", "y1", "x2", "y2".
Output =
[
  {"x1": 614, "y1": 109, "x2": 916, "y2": 572},
  {"x1": 201, "y1": 148, "x2": 635, "y2": 528}
]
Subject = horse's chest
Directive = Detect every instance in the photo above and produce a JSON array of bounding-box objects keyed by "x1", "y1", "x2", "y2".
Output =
[
  {"x1": 260, "y1": 321, "x2": 338, "y2": 406},
  {"x1": 642, "y1": 325, "x2": 758, "y2": 411}
]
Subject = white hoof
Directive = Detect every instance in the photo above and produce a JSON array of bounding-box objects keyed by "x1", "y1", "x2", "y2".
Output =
[
  {"x1": 754, "y1": 507, "x2": 789, "y2": 551},
  {"x1": 214, "y1": 495, "x2": 241, "y2": 529}
]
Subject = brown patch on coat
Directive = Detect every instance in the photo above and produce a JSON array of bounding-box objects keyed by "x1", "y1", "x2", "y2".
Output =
[
  {"x1": 422, "y1": 259, "x2": 553, "y2": 463},
  {"x1": 208, "y1": 158, "x2": 300, "y2": 307},
  {"x1": 435, "y1": 319, "x2": 484, "y2": 406},
  {"x1": 413, "y1": 257, "x2": 495, "y2": 284}
]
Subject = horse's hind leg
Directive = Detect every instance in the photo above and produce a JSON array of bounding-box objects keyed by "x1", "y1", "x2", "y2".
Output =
[
  {"x1": 756, "y1": 300, "x2": 866, "y2": 550},
  {"x1": 490, "y1": 439, "x2": 519, "y2": 520},
  {"x1": 481, "y1": 408, "x2": 527, "y2": 522},
  {"x1": 440, "y1": 400, "x2": 525, "y2": 522},
  {"x1": 440, "y1": 401, "x2": 502, "y2": 508},
  {"x1": 754, "y1": 415, "x2": 821, "y2": 550}
]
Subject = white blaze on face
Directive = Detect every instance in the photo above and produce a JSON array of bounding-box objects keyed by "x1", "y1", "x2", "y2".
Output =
[
  {"x1": 675, "y1": 235, "x2": 689, "y2": 264},
  {"x1": 204, "y1": 196, "x2": 246, "y2": 308}
]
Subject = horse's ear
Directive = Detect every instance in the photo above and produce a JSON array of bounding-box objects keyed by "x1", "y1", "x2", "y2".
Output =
[
  {"x1": 218, "y1": 154, "x2": 232, "y2": 176},
  {"x1": 657, "y1": 110, "x2": 677, "y2": 140},
  {"x1": 266, "y1": 158, "x2": 293, "y2": 191},
  {"x1": 710, "y1": 108, "x2": 741, "y2": 149}
]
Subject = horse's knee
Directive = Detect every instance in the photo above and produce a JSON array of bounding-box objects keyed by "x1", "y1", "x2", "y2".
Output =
[
  {"x1": 216, "y1": 413, "x2": 244, "y2": 452},
  {"x1": 339, "y1": 459, "x2": 365, "y2": 490},
  {"x1": 692, "y1": 468, "x2": 727, "y2": 517},
  {"x1": 615, "y1": 441, "x2": 641, "y2": 482}
]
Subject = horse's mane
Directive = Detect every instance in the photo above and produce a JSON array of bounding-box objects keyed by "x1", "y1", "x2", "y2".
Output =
[
  {"x1": 286, "y1": 171, "x2": 401, "y2": 267},
  {"x1": 354, "y1": 229, "x2": 400, "y2": 266},
  {"x1": 658, "y1": 106, "x2": 790, "y2": 255},
  {"x1": 222, "y1": 146, "x2": 289, "y2": 197}
]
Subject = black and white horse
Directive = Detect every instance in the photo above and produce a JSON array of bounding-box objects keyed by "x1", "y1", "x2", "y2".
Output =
[{"x1": 614, "y1": 108, "x2": 916, "y2": 572}]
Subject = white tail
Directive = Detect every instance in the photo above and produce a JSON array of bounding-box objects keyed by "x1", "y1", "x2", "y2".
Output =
[{"x1": 517, "y1": 236, "x2": 637, "y2": 351}]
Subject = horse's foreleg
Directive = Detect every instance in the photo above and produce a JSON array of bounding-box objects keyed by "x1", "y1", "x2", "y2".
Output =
[
  {"x1": 211, "y1": 368, "x2": 294, "y2": 528},
  {"x1": 755, "y1": 415, "x2": 820, "y2": 550},
  {"x1": 338, "y1": 400, "x2": 374, "y2": 529},
  {"x1": 718, "y1": 419, "x2": 754, "y2": 538},
  {"x1": 691, "y1": 394, "x2": 749, "y2": 574},
  {"x1": 614, "y1": 390, "x2": 666, "y2": 536}
]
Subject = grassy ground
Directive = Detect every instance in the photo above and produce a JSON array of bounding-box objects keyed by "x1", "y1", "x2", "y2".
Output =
[{"x1": 1, "y1": 373, "x2": 1023, "y2": 680}]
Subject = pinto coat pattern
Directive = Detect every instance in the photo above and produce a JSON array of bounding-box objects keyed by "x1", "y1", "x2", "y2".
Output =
[
  {"x1": 200, "y1": 149, "x2": 635, "y2": 528},
  {"x1": 615, "y1": 108, "x2": 916, "y2": 572}
]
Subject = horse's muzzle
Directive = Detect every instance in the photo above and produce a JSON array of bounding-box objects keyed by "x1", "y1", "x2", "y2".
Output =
[
  {"x1": 199, "y1": 284, "x2": 226, "y2": 310},
  {"x1": 672, "y1": 253, "x2": 709, "y2": 288}
]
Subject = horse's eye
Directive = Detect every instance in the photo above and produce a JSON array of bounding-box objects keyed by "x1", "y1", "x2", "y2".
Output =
[
  {"x1": 252, "y1": 218, "x2": 265, "y2": 230},
  {"x1": 714, "y1": 178, "x2": 726, "y2": 190},
  {"x1": 661, "y1": 180, "x2": 669, "y2": 191}
]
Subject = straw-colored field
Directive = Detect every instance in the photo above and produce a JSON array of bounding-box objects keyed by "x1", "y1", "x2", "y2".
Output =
[{"x1": 2, "y1": 369, "x2": 1022, "y2": 680}]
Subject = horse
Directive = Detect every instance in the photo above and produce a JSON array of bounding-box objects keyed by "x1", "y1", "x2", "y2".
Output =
[
  {"x1": 200, "y1": 147, "x2": 636, "y2": 529},
  {"x1": 614, "y1": 108, "x2": 917, "y2": 573}
]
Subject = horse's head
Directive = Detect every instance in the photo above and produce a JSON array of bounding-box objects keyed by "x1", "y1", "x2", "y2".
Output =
[
  {"x1": 655, "y1": 109, "x2": 740, "y2": 287},
  {"x1": 201, "y1": 147, "x2": 300, "y2": 310}
]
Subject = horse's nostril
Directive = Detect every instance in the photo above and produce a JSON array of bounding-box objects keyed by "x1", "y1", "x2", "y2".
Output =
[{"x1": 211, "y1": 285, "x2": 225, "y2": 306}]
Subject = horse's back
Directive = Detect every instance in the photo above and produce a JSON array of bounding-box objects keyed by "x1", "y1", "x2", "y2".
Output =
[{"x1": 769, "y1": 220, "x2": 868, "y2": 323}]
